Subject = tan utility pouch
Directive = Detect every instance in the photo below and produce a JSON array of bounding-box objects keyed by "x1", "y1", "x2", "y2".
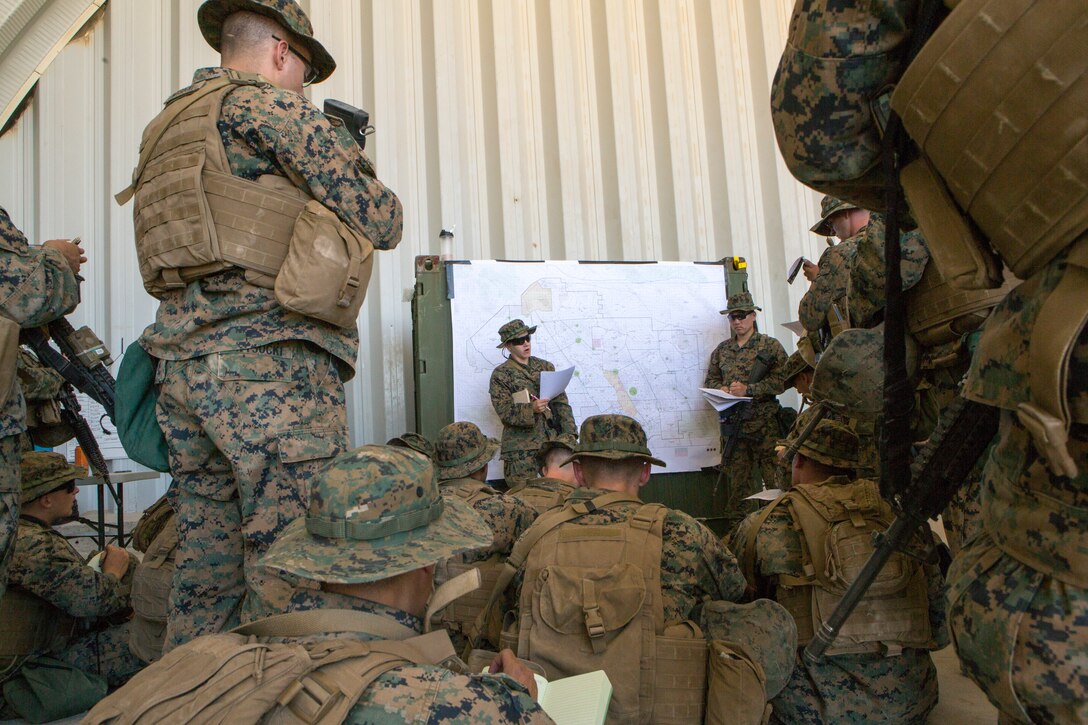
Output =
[
  {"x1": 653, "y1": 621, "x2": 708, "y2": 725},
  {"x1": 129, "y1": 523, "x2": 177, "y2": 664},
  {"x1": 705, "y1": 640, "x2": 770, "y2": 725},
  {"x1": 275, "y1": 201, "x2": 375, "y2": 329},
  {"x1": 0, "y1": 316, "x2": 18, "y2": 410}
]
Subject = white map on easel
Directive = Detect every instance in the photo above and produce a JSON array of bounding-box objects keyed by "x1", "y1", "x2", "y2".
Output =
[{"x1": 450, "y1": 261, "x2": 729, "y2": 475}]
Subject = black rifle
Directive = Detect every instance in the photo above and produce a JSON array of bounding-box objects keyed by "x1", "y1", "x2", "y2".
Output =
[
  {"x1": 323, "y1": 99, "x2": 373, "y2": 151},
  {"x1": 714, "y1": 350, "x2": 775, "y2": 497},
  {"x1": 804, "y1": 395, "x2": 998, "y2": 662}
]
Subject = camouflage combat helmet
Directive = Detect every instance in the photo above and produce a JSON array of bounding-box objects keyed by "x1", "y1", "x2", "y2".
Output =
[
  {"x1": 434, "y1": 422, "x2": 500, "y2": 480},
  {"x1": 386, "y1": 432, "x2": 435, "y2": 461},
  {"x1": 535, "y1": 433, "x2": 577, "y2": 468},
  {"x1": 496, "y1": 319, "x2": 537, "y2": 348},
  {"x1": 810, "y1": 328, "x2": 883, "y2": 419},
  {"x1": 20, "y1": 451, "x2": 87, "y2": 504},
  {"x1": 563, "y1": 414, "x2": 666, "y2": 468},
  {"x1": 701, "y1": 599, "x2": 799, "y2": 699},
  {"x1": 198, "y1": 0, "x2": 336, "y2": 84},
  {"x1": 792, "y1": 418, "x2": 861, "y2": 469},
  {"x1": 810, "y1": 195, "x2": 858, "y2": 236},
  {"x1": 720, "y1": 291, "x2": 762, "y2": 315},
  {"x1": 259, "y1": 445, "x2": 491, "y2": 584},
  {"x1": 782, "y1": 336, "x2": 817, "y2": 386}
]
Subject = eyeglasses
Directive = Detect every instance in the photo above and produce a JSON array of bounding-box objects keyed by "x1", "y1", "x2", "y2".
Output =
[
  {"x1": 271, "y1": 34, "x2": 317, "y2": 86},
  {"x1": 509, "y1": 336, "x2": 531, "y2": 346},
  {"x1": 729, "y1": 311, "x2": 753, "y2": 321}
]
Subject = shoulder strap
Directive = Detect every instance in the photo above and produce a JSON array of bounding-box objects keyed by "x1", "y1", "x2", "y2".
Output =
[
  {"x1": 741, "y1": 494, "x2": 793, "y2": 593},
  {"x1": 631, "y1": 503, "x2": 668, "y2": 631},
  {"x1": 233, "y1": 609, "x2": 418, "y2": 641},
  {"x1": 424, "y1": 568, "x2": 482, "y2": 628}
]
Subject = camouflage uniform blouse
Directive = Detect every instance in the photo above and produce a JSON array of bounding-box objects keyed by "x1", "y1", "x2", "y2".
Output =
[
  {"x1": 0, "y1": 207, "x2": 79, "y2": 442},
  {"x1": 489, "y1": 356, "x2": 576, "y2": 455},
  {"x1": 438, "y1": 477, "x2": 537, "y2": 564},
  {"x1": 8, "y1": 516, "x2": 133, "y2": 620},
  {"x1": 273, "y1": 588, "x2": 551, "y2": 724},
  {"x1": 798, "y1": 234, "x2": 859, "y2": 337},
  {"x1": 139, "y1": 68, "x2": 404, "y2": 376},
  {"x1": 703, "y1": 332, "x2": 787, "y2": 433}
]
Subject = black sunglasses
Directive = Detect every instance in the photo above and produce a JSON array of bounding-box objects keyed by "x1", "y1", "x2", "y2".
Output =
[
  {"x1": 509, "y1": 335, "x2": 531, "y2": 346},
  {"x1": 729, "y1": 311, "x2": 753, "y2": 321},
  {"x1": 271, "y1": 34, "x2": 317, "y2": 86}
]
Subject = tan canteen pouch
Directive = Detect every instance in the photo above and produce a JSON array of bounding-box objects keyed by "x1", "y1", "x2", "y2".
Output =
[
  {"x1": 0, "y1": 316, "x2": 18, "y2": 410},
  {"x1": 275, "y1": 201, "x2": 375, "y2": 329}
]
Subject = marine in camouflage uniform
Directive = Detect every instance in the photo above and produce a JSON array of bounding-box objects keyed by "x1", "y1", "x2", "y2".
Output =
[
  {"x1": 489, "y1": 319, "x2": 576, "y2": 485},
  {"x1": 133, "y1": 0, "x2": 403, "y2": 648},
  {"x1": 704, "y1": 292, "x2": 787, "y2": 528},
  {"x1": 2, "y1": 453, "x2": 143, "y2": 688},
  {"x1": 256, "y1": 445, "x2": 551, "y2": 723},
  {"x1": 799, "y1": 197, "x2": 867, "y2": 348},
  {"x1": 0, "y1": 207, "x2": 79, "y2": 602},
  {"x1": 433, "y1": 422, "x2": 537, "y2": 564},
  {"x1": 730, "y1": 420, "x2": 948, "y2": 725},
  {"x1": 507, "y1": 434, "x2": 578, "y2": 515}
]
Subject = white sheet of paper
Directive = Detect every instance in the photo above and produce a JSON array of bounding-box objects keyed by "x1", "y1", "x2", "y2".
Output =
[
  {"x1": 747, "y1": 488, "x2": 784, "y2": 502},
  {"x1": 781, "y1": 320, "x2": 805, "y2": 336},
  {"x1": 540, "y1": 366, "x2": 575, "y2": 400}
]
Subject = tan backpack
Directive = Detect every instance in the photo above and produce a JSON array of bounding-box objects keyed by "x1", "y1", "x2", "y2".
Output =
[
  {"x1": 83, "y1": 610, "x2": 458, "y2": 725},
  {"x1": 508, "y1": 478, "x2": 576, "y2": 515}
]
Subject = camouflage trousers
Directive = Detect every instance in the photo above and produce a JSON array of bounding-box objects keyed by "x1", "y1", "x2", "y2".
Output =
[
  {"x1": 0, "y1": 434, "x2": 22, "y2": 603},
  {"x1": 719, "y1": 434, "x2": 777, "y2": 532},
  {"x1": 154, "y1": 342, "x2": 348, "y2": 651},
  {"x1": 501, "y1": 450, "x2": 537, "y2": 487},
  {"x1": 53, "y1": 620, "x2": 144, "y2": 688}
]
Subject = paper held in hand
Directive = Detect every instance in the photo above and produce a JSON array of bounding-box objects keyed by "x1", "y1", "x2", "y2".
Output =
[
  {"x1": 539, "y1": 366, "x2": 575, "y2": 400},
  {"x1": 700, "y1": 387, "x2": 751, "y2": 412},
  {"x1": 485, "y1": 665, "x2": 612, "y2": 725}
]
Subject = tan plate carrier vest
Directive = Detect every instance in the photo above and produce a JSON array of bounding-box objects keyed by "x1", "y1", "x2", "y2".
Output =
[
  {"x1": 0, "y1": 586, "x2": 79, "y2": 667},
  {"x1": 470, "y1": 492, "x2": 709, "y2": 725},
  {"x1": 508, "y1": 479, "x2": 576, "y2": 516},
  {"x1": 744, "y1": 479, "x2": 933, "y2": 657},
  {"x1": 117, "y1": 71, "x2": 311, "y2": 299}
]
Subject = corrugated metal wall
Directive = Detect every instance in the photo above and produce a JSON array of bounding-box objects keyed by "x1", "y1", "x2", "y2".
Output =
[{"x1": 0, "y1": 0, "x2": 823, "y2": 512}]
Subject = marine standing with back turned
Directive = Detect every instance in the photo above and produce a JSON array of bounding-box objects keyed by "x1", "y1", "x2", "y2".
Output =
[{"x1": 122, "y1": 0, "x2": 403, "y2": 650}]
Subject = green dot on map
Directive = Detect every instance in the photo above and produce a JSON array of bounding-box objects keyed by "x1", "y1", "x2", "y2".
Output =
[
  {"x1": 576, "y1": 337, "x2": 582, "y2": 343},
  {"x1": 629, "y1": 387, "x2": 637, "y2": 396},
  {"x1": 574, "y1": 371, "x2": 580, "y2": 376}
]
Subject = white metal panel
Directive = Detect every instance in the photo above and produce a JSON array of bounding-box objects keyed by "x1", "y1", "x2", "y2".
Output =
[{"x1": 0, "y1": 0, "x2": 827, "y2": 511}]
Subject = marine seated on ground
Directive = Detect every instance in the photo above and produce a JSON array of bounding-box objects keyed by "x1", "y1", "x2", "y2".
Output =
[
  {"x1": 86, "y1": 445, "x2": 551, "y2": 723},
  {"x1": 506, "y1": 433, "x2": 579, "y2": 514},
  {"x1": 730, "y1": 419, "x2": 948, "y2": 725},
  {"x1": 0, "y1": 452, "x2": 144, "y2": 701}
]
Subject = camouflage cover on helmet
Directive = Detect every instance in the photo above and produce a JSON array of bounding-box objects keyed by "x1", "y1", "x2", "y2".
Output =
[
  {"x1": 258, "y1": 445, "x2": 491, "y2": 584},
  {"x1": 386, "y1": 432, "x2": 435, "y2": 461},
  {"x1": 197, "y1": 0, "x2": 336, "y2": 84},
  {"x1": 495, "y1": 319, "x2": 537, "y2": 348},
  {"x1": 719, "y1": 291, "x2": 762, "y2": 315},
  {"x1": 20, "y1": 451, "x2": 87, "y2": 504},
  {"x1": 810, "y1": 196, "x2": 859, "y2": 236},
  {"x1": 810, "y1": 328, "x2": 885, "y2": 420},
  {"x1": 562, "y1": 414, "x2": 666, "y2": 468},
  {"x1": 791, "y1": 418, "x2": 861, "y2": 469},
  {"x1": 701, "y1": 598, "x2": 798, "y2": 699},
  {"x1": 434, "y1": 422, "x2": 500, "y2": 479},
  {"x1": 535, "y1": 433, "x2": 577, "y2": 468}
]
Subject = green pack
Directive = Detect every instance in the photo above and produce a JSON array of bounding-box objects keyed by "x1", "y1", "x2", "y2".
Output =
[
  {"x1": 114, "y1": 343, "x2": 170, "y2": 472},
  {"x1": 1, "y1": 655, "x2": 108, "y2": 723}
]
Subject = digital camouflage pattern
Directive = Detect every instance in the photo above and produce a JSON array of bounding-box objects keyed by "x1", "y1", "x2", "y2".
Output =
[
  {"x1": 489, "y1": 356, "x2": 576, "y2": 484},
  {"x1": 259, "y1": 445, "x2": 492, "y2": 585},
  {"x1": 730, "y1": 478, "x2": 949, "y2": 725},
  {"x1": 846, "y1": 215, "x2": 930, "y2": 330},
  {"x1": 789, "y1": 418, "x2": 860, "y2": 470},
  {"x1": 721, "y1": 290, "x2": 761, "y2": 314},
  {"x1": 266, "y1": 588, "x2": 551, "y2": 723},
  {"x1": 786, "y1": 404, "x2": 879, "y2": 481},
  {"x1": 509, "y1": 486, "x2": 747, "y2": 623},
  {"x1": 535, "y1": 432, "x2": 576, "y2": 468},
  {"x1": 386, "y1": 432, "x2": 434, "y2": 461},
  {"x1": 437, "y1": 477, "x2": 537, "y2": 565},
  {"x1": 156, "y1": 340, "x2": 349, "y2": 648},
  {"x1": 949, "y1": 246, "x2": 1088, "y2": 723},
  {"x1": 699, "y1": 599, "x2": 798, "y2": 699},
  {"x1": 198, "y1": 0, "x2": 336, "y2": 84},
  {"x1": 799, "y1": 233, "x2": 859, "y2": 340},
  {"x1": 809, "y1": 196, "x2": 857, "y2": 236},
  {"x1": 507, "y1": 476, "x2": 576, "y2": 516},
  {"x1": 7, "y1": 517, "x2": 143, "y2": 686},
  {"x1": 434, "y1": 421, "x2": 500, "y2": 480},
  {"x1": 495, "y1": 318, "x2": 537, "y2": 348},
  {"x1": 565, "y1": 413, "x2": 665, "y2": 467},
  {"x1": 704, "y1": 331, "x2": 787, "y2": 519},
  {"x1": 19, "y1": 451, "x2": 87, "y2": 504}
]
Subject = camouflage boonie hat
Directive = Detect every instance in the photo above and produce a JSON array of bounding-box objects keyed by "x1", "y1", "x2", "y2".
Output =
[
  {"x1": 496, "y1": 319, "x2": 537, "y2": 348},
  {"x1": 434, "y1": 422, "x2": 499, "y2": 480},
  {"x1": 563, "y1": 414, "x2": 665, "y2": 468},
  {"x1": 386, "y1": 432, "x2": 435, "y2": 461},
  {"x1": 198, "y1": 0, "x2": 336, "y2": 84},
  {"x1": 536, "y1": 433, "x2": 577, "y2": 468},
  {"x1": 810, "y1": 196, "x2": 858, "y2": 236},
  {"x1": 792, "y1": 418, "x2": 861, "y2": 468},
  {"x1": 259, "y1": 445, "x2": 491, "y2": 584},
  {"x1": 782, "y1": 336, "x2": 817, "y2": 386},
  {"x1": 720, "y1": 291, "x2": 762, "y2": 315},
  {"x1": 701, "y1": 599, "x2": 798, "y2": 699},
  {"x1": 20, "y1": 451, "x2": 87, "y2": 504}
]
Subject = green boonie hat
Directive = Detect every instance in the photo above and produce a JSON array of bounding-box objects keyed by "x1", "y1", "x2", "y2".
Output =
[
  {"x1": 20, "y1": 452, "x2": 87, "y2": 504},
  {"x1": 259, "y1": 445, "x2": 491, "y2": 584},
  {"x1": 536, "y1": 433, "x2": 577, "y2": 468},
  {"x1": 496, "y1": 319, "x2": 537, "y2": 348},
  {"x1": 790, "y1": 418, "x2": 860, "y2": 468},
  {"x1": 562, "y1": 414, "x2": 665, "y2": 468},
  {"x1": 810, "y1": 195, "x2": 858, "y2": 236},
  {"x1": 782, "y1": 336, "x2": 817, "y2": 386},
  {"x1": 386, "y1": 432, "x2": 435, "y2": 461},
  {"x1": 198, "y1": 0, "x2": 336, "y2": 84},
  {"x1": 434, "y1": 422, "x2": 499, "y2": 480},
  {"x1": 719, "y1": 290, "x2": 761, "y2": 315},
  {"x1": 701, "y1": 599, "x2": 798, "y2": 699}
]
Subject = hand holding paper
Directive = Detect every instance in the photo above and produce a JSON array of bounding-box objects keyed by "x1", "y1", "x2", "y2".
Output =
[{"x1": 539, "y1": 366, "x2": 575, "y2": 400}]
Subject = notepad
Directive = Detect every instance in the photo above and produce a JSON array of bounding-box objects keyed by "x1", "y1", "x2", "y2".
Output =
[
  {"x1": 512, "y1": 389, "x2": 531, "y2": 405},
  {"x1": 787, "y1": 256, "x2": 810, "y2": 284},
  {"x1": 535, "y1": 670, "x2": 613, "y2": 725}
]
